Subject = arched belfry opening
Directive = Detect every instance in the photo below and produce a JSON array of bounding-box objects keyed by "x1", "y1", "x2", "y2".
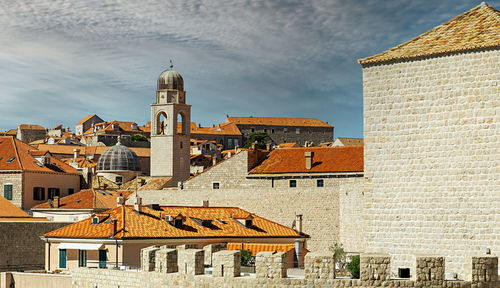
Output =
[
  {"x1": 177, "y1": 112, "x2": 186, "y2": 135},
  {"x1": 156, "y1": 111, "x2": 168, "y2": 135}
]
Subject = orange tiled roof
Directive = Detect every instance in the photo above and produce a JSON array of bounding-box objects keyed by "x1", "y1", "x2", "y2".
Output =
[
  {"x1": 61, "y1": 157, "x2": 97, "y2": 168},
  {"x1": 249, "y1": 146, "x2": 363, "y2": 174},
  {"x1": 83, "y1": 120, "x2": 147, "y2": 135},
  {"x1": 192, "y1": 122, "x2": 242, "y2": 136},
  {"x1": 32, "y1": 189, "x2": 134, "y2": 210},
  {"x1": 336, "y1": 138, "x2": 364, "y2": 146},
  {"x1": 19, "y1": 124, "x2": 45, "y2": 130},
  {"x1": 43, "y1": 205, "x2": 304, "y2": 239},
  {"x1": 227, "y1": 243, "x2": 295, "y2": 255},
  {"x1": 0, "y1": 137, "x2": 79, "y2": 174},
  {"x1": 4, "y1": 129, "x2": 17, "y2": 136},
  {"x1": 227, "y1": 116, "x2": 332, "y2": 128},
  {"x1": 359, "y1": 3, "x2": 500, "y2": 65},
  {"x1": 277, "y1": 143, "x2": 299, "y2": 148},
  {"x1": 0, "y1": 196, "x2": 49, "y2": 221},
  {"x1": 33, "y1": 144, "x2": 150, "y2": 158},
  {"x1": 77, "y1": 114, "x2": 98, "y2": 125}
]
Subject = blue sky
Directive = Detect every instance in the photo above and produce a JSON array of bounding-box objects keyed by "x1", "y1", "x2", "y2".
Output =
[{"x1": 0, "y1": 0, "x2": 497, "y2": 138}]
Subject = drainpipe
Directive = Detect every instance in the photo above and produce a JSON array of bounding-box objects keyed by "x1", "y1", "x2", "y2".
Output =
[
  {"x1": 45, "y1": 238, "x2": 50, "y2": 271},
  {"x1": 115, "y1": 239, "x2": 119, "y2": 269}
]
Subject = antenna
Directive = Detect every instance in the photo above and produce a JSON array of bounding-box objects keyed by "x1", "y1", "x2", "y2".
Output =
[{"x1": 169, "y1": 60, "x2": 174, "y2": 70}]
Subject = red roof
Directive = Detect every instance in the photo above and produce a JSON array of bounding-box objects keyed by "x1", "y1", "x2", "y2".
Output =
[
  {"x1": 249, "y1": 146, "x2": 363, "y2": 174},
  {"x1": 33, "y1": 144, "x2": 150, "y2": 158},
  {"x1": 43, "y1": 205, "x2": 305, "y2": 239},
  {"x1": 0, "y1": 196, "x2": 48, "y2": 221},
  {"x1": 32, "y1": 189, "x2": 135, "y2": 210},
  {"x1": 227, "y1": 117, "x2": 332, "y2": 128},
  {"x1": 19, "y1": 124, "x2": 45, "y2": 130},
  {"x1": 0, "y1": 137, "x2": 79, "y2": 174},
  {"x1": 227, "y1": 243, "x2": 295, "y2": 255},
  {"x1": 77, "y1": 114, "x2": 98, "y2": 125}
]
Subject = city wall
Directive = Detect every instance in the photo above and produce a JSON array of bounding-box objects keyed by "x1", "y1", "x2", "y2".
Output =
[
  {"x1": 362, "y1": 49, "x2": 500, "y2": 278},
  {"x1": 0, "y1": 222, "x2": 70, "y2": 272}
]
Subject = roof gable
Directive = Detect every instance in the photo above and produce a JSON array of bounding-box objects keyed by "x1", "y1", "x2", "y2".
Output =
[
  {"x1": 359, "y1": 3, "x2": 500, "y2": 66},
  {"x1": 32, "y1": 189, "x2": 134, "y2": 210}
]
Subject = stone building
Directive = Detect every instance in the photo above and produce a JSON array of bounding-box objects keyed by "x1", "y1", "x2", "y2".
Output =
[
  {"x1": 75, "y1": 114, "x2": 103, "y2": 136},
  {"x1": 0, "y1": 136, "x2": 81, "y2": 210},
  {"x1": 96, "y1": 141, "x2": 142, "y2": 185},
  {"x1": 82, "y1": 120, "x2": 150, "y2": 147},
  {"x1": 41, "y1": 202, "x2": 306, "y2": 271},
  {"x1": 359, "y1": 3, "x2": 500, "y2": 279},
  {"x1": 150, "y1": 67, "x2": 191, "y2": 184},
  {"x1": 190, "y1": 122, "x2": 243, "y2": 150},
  {"x1": 225, "y1": 116, "x2": 333, "y2": 146},
  {"x1": 16, "y1": 124, "x2": 46, "y2": 143},
  {"x1": 332, "y1": 137, "x2": 363, "y2": 147}
]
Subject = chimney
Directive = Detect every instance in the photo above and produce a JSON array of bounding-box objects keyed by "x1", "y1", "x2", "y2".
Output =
[
  {"x1": 110, "y1": 218, "x2": 117, "y2": 238},
  {"x1": 212, "y1": 157, "x2": 217, "y2": 166},
  {"x1": 73, "y1": 149, "x2": 80, "y2": 160},
  {"x1": 54, "y1": 196, "x2": 60, "y2": 208},
  {"x1": 117, "y1": 196, "x2": 125, "y2": 206},
  {"x1": 295, "y1": 214, "x2": 303, "y2": 234},
  {"x1": 134, "y1": 196, "x2": 142, "y2": 212},
  {"x1": 305, "y1": 151, "x2": 314, "y2": 170},
  {"x1": 266, "y1": 143, "x2": 271, "y2": 151},
  {"x1": 202, "y1": 200, "x2": 209, "y2": 207}
]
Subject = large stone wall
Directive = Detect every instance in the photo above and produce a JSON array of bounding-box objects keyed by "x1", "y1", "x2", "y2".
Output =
[
  {"x1": 0, "y1": 172, "x2": 22, "y2": 208},
  {"x1": 362, "y1": 49, "x2": 500, "y2": 278},
  {"x1": 0, "y1": 222, "x2": 70, "y2": 272},
  {"x1": 135, "y1": 176, "x2": 362, "y2": 252}
]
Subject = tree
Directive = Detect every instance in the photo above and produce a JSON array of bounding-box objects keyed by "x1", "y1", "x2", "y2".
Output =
[
  {"x1": 243, "y1": 132, "x2": 270, "y2": 149},
  {"x1": 130, "y1": 134, "x2": 148, "y2": 142},
  {"x1": 348, "y1": 255, "x2": 360, "y2": 279}
]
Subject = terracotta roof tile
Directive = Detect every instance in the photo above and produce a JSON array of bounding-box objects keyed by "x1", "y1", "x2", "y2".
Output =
[
  {"x1": 19, "y1": 124, "x2": 45, "y2": 130},
  {"x1": 249, "y1": 146, "x2": 363, "y2": 174},
  {"x1": 192, "y1": 122, "x2": 242, "y2": 136},
  {"x1": 0, "y1": 196, "x2": 48, "y2": 221},
  {"x1": 32, "y1": 189, "x2": 134, "y2": 210},
  {"x1": 359, "y1": 3, "x2": 500, "y2": 65},
  {"x1": 227, "y1": 117, "x2": 332, "y2": 128},
  {"x1": 77, "y1": 114, "x2": 98, "y2": 125},
  {"x1": 61, "y1": 157, "x2": 97, "y2": 168},
  {"x1": 227, "y1": 243, "x2": 295, "y2": 255},
  {"x1": 43, "y1": 205, "x2": 304, "y2": 239}
]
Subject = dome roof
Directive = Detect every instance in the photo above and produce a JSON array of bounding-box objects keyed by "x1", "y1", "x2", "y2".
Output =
[
  {"x1": 158, "y1": 69, "x2": 184, "y2": 91},
  {"x1": 97, "y1": 142, "x2": 141, "y2": 172}
]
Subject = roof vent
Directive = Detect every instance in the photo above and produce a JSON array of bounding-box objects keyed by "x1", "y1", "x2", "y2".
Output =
[
  {"x1": 164, "y1": 215, "x2": 174, "y2": 222},
  {"x1": 305, "y1": 151, "x2": 314, "y2": 170}
]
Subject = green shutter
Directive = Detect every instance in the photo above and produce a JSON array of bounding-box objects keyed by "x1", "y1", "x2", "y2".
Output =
[
  {"x1": 3, "y1": 184, "x2": 12, "y2": 200},
  {"x1": 78, "y1": 250, "x2": 87, "y2": 267},
  {"x1": 59, "y1": 249, "x2": 66, "y2": 268},
  {"x1": 99, "y1": 250, "x2": 107, "y2": 268}
]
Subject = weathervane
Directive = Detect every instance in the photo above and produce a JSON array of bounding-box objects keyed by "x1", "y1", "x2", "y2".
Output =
[{"x1": 169, "y1": 59, "x2": 174, "y2": 70}]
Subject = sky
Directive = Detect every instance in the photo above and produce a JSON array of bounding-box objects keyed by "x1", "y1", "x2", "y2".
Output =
[{"x1": 0, "y1": 0, "x2": 497, "y2": 138}]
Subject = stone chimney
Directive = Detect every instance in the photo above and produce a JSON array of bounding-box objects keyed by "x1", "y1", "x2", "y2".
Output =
[
  {"x1": 73, "y1": 149, "x2": 80, "y2": 160},
  {"x1": 266, "y1": 143, "x2": 271, "y2": 151},
  {"x1": 110, "y1": 218, "x2": 118, "y2": 237},
  {"x1": 202, "y1": 200, "x2": 209, "y2": 207},
  {"x1": 295, "y1": 214, "x2": 303, "y2": 234},
  {"x1": 53, "y1": 196, "x2": 60, "y2": 208},
  {"x1": 134, "y1": 196, "x2": 142, "y2": 213},
  {"x1": 117, "y1": 196, "x2": 125, "y2": 206},
  {"x1": 305, "y1": 151, "x2": 314, "y2": 170}
]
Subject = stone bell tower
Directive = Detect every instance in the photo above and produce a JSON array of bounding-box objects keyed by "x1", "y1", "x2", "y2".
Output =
[{"x1": 150, "y1": 63, "x2": 191, "y2": 183}]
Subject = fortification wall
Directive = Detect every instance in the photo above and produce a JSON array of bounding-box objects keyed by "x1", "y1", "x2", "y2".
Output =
[
  {"x1": 362, "y1": 49, "x2": 500, "y2": 278},
  {"x1": 0, "y1": 222, "x2": 70, "y2": 272},
  {"x1": 135, "y1": 176, "x2": 363, "y2": 252}
]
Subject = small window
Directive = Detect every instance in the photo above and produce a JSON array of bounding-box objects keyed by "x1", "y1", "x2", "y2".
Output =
[
  {"x1": 48, "y1": 188, "x2": 60, "y2": 199},
  {"x1": 116, "y1": 176, "x2": 123, "y2": 183},
  {"x1": 4, "y1": 184, "x2": 13, "y2": 200},
  {"x1": 228, "y1": 138, "x2": 233, "y2": 147},
  {"x1": 33, "y1": 187, "x2": 45, "y2": 200},
  {"x1": 289, "y1": 180, "x2": 297, "y2": 188},
  {"x1": 398, "y1": 268, "x2": 410, "y2": 278},
  {"x1": 234, "y1": 139, "x2": 239, "y2": 146},
  {"x1": 212, "y1": 182, "x2": 220, "y2": 189},
  {"x1": 6, "y1": 157, "x2": 15, "y2": 163},
  {"x1": 180, "y1": 141, "x2": 183, "y2": 149},
  {"x1": 296, "y1": 128, "x2": 300, "y2": 134},
  {"x1": 251, "y1": 128, "x2": 255, "y2": 133},
  {"x1": 78, "y1": 250, "x2": 87, "y2": 267},
  {"x1": 263, "y1": 129, "x2": 267, "y2": 133},
  {"x1": 92, "y1": 217, "x2": 99, "y2": 225},
  {"x1": 59, "y1": 249, "x2": 67, "y2": 269},
  {"x1": 245, "y1": 219, "x2": 253, "y2": 227},
  {"x1": 271, "y1": 129, "x2": 275, "y2": 134},
  {"x1": 317, "y1": 179, "x2": 324, "y2": 187},
  {"x1": 174, "y1": 218, "x2": 183, "y2": 228},
  {"x1": 283, "y1": 128, "x2": 288, "y2": 133},
  {"x1": 68, "y1": 188, "x2": 75, "y2": 195}
]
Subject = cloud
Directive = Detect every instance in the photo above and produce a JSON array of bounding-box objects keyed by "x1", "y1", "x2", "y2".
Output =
[{"x1": 0, "y1": 0, "x2": 498, "y2": 137}]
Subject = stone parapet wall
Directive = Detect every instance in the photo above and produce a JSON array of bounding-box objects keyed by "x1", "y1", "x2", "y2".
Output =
[
  {"x1": 256, "y1": 251, "x2": 287, "y2": 279},
  {"x1": 212, "y1": 250, "x2": 240, "y2": 278}
]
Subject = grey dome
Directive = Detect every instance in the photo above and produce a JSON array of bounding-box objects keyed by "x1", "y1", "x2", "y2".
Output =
[
  {"x1": 158, "y1": 69, "x2": 183, "y2": 91},
  {"x1": 97, "y1": 143, "x2": 141, "y2": 172}
]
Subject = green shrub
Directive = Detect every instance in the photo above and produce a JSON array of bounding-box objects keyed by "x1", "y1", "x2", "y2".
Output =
[
  {"x1": 348, "y1": 255, "x2": 360, "y2": 279},
  {"x1": 131, "y1": 134, "x2": 148, "y2": 142},
  {"x1": 240, "y1": 249, "x2": 253, "y2": 266}
]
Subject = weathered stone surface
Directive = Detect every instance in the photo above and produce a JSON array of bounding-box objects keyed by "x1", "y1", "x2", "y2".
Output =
[{"x1": 212, "y1": 250, "x2": 241, "y2": 278}]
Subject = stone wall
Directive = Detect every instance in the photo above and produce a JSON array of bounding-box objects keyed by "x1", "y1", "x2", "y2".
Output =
[
  {"x1": 0, "y1": 172, "x2": 22, "y2": 208},
  {"x1": 135, "y1": 176, "x2": 362, "y2": 252},
  {"x1": 236, "y1": 124, "x2": 334, "y2": 146},
  {"x1": 70, "y1": 253, "x2": 500, "y2": 288},
  {"x1": 362, "y1": 49, "x2": 500, "y2": 278},
  {"x1": 212, "y1": 250, "x2": 240, "y2": 277},
  {"x1": 0, "y1": 222, "x2": 70, "y2": 272}
]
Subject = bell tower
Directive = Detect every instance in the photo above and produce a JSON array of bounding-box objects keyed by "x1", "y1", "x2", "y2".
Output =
[{"x1": 150, "y1": 63, "x2": 191, "y2": 183}]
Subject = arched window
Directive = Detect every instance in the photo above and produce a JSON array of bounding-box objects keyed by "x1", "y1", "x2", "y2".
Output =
[
  {"x1": 156, "y1": 112, "x2": 167, "y2": 135},
  {"x1": 177, "y1": 112, "x2": 186, "y2": 135}
]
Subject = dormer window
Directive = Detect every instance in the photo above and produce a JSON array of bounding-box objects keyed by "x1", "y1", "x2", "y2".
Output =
[
  {"x1": 245, "y1": 219, "x2": 253, "y2": 227},
  {"x1": 174, "y1": 218, "x2": 183, "y2": 228},
  {"x1": 92, "y1": 217, "x2": 99, "y2": 225}
]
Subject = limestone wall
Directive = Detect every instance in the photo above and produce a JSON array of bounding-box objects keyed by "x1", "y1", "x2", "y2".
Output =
[
  {"x1": 0, "y1": 222, "x2": 70, "y2": 272},
  {"x1": 135, "y1": 176, "x2": 362, "y2": 252},
  {"x1": 0, "y1": 172, "x2": 22, "y2": 208},
  {"x1": 362, "y1": 49, "x2": 500, "y2": 278}
]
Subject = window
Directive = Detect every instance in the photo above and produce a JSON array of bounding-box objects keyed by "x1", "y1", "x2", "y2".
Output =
[
  {"x1": 245, "y1": 219, "x2": 253, "y2": 227},
  {"x1": 48, "y1": 188, "x2": 60, "y2": 199},
  {"x1": 296, "y1": 128, "x2": 300, "y2": 134},
  {"x1": 3, "y1": 184, "x2": 12, "y2": 200},
  {"x1": 228, "y1": 138, "x2": 233, "y2": 147},
  {"x1": 6, "y1": 157, "x2": 15, "y2": 163},
  {"x1": 99, "y1": 250, "x2": 107, "y2": 268},
  {"x1": 317, "y1": 179, "x2": 324, "y2": 187},
  {"x1": 234, "y1": 139, "x2": 239, "y2": 146},
  {"x1": 271, "y1": 129, "x2": 275, "y2": 134},
  {"x1": 174, "y1": 218, "x2": 183, "y2": 228},
  {"x1": 251, "y1": 128, "x2": 255, "y2": 133},
  {"x1": 33, "y1": 187, "x2": 45, "y2": 200},
  {"x1": 116, "y1": 176, "x2": 123, "y2": 183},
  {"x1": 92, "y1": 217, "x2": 99, "y2": 225},
  {"x1": 289, "y1": 180, "x2": 297, "y2": 188},
  {"x1": 212, "y1": 182, "x2": 220, "y2": 189},
  {"x1": 283, "y1": 128, "x2": 288, "y2": 133},
  {"x1": 59, "y1": 249, "x2": 67, "y2": 269},
  {"x1": 398, "y1": 268, "x2": 410, "y2": 278},
  {"x1": 180, "y1": 141, "x2": 183, "y2": 149},
  {"x1": 68, "y1": 188, "x2": 75, "y2": 195},
  {"x1": 78, "y1": 250, "x2": 87, "y2": 267},
  {"x1": 263, "y1": 129, "x2": 267, "y2": 133}
]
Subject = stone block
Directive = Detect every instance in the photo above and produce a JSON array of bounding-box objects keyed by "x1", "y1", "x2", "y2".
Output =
[
  {"x1": 178, "y1": 249, "x2": 204, "y2": 275},
  {"x1": 155, "y1": 249, "x2": 178, "y2": 273},
  {"x1": 416, "y1": 255, "x2": 445, "y2": 285},
  {"x1": 304, "y1": 252, "x2": 335, "y2": 280},
  {"x1": 203, "y1": 242, "x2": 227, "y2": 266},
  {"x1": 471, "y1": 256, "x2": 498, "y2": 283},
  {"x1": 255, "y1": 251, "x2": 287, "y2": 279},
  {"x1": 140, "y1": 245, "x2": 160, "y2": 272},
  {"x1": 360, "y1": 254, "x2": 390, "y2": 285},
  {"x1": 212, "y1": 250, "x2": 241, "y2": 278}
]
